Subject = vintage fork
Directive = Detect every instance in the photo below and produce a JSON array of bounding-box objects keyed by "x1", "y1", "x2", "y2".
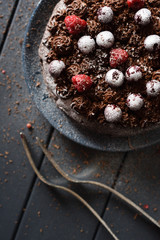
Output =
[
  {"x1": 35, "y1": 136, "x2": 160, "y2": 229},
  {"x1": 20, "y1": 132, "x2": 119, "y2": 240},
  {"x1": 20, "y1": 132, "x2": 160, "y2": 240}
]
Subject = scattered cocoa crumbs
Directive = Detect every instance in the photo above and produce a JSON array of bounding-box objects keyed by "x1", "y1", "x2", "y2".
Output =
[
  {"x1": 26, "y1": 123, "x2": 32, "y2": 129},
  {"x1": 95, "y1": 173, "x2": 101, "y2": 178},
  {"x1": 26, "y1": 43, "x2": 31, "y2": 48},
  {"x1": 134, "y1": 213, "x2": 139, "y2": 220},
  {"x1": 19, "y1": 38, "x2": 24, "y2": 45},
  {"x1": 128, "y1": 137, "x2": 135, "y2": 150},
  {"x1": 37, "y1": 181, "x2": 41, "y2": 187},
  {"x1": 153, "y1": 208, "x2": 158, "y2": 212},
  {"x1": 53, "y1": 144, "x2": 60, "y2": 149},
  {"x1": 37, "y1": 211, "x2": 41, "y2": 217},
  {"x1": 36, "y1": 81, "x2": 41, "y2": 87},
  {"x1": 83, "y1": 160, "x2": 89, "y2": 165},
  {"x1": 72, "y1": 168, "x2": 77, "y2": 174},
  {"x1": 8, "y1": 108, "x2": 11, "y2": 115}
]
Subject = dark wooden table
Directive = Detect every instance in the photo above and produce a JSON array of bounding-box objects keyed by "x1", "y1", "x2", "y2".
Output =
[{"x1": 0, "y1": 1, "x2": 160, "y2": 239}]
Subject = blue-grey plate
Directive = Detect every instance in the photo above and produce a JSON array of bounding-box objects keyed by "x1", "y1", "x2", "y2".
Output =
[{"x1": 22, "y1": 0, "x2": 160, "y2": 152}]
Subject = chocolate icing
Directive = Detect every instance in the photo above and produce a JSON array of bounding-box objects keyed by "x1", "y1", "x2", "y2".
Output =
[
  {"x1": 48, "y1": 35, "x2": 72, "y2": 55},
  {"x1": 39, "y1": 0, "x2": 160, "y2": 136},
  {"x1": 67, "y1": 0, "x2": 87, "y2": 17}
]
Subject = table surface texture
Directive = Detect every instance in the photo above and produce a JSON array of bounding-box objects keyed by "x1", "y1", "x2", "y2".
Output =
[{"x1": 0, "y1": 1, "x2": 160, "y2": 240}]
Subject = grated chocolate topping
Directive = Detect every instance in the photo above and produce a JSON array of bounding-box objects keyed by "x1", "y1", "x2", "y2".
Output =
[{"x1": 44, "y1": 0, "x2": 160, "y2": 129}]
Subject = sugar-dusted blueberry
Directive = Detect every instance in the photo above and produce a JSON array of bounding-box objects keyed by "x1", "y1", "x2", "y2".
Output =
[
  {"x1": 135, "y1": 8, "x2": 152, "y2": 26},
  {"x1": 105, "y1": 69, "x2": 124, "y2": 87},
  {"x1": 96, "y1": 31, "x2": 114, "y2": 49},
  {"x1": 49, "y1": 60, "x2": 65, "y2": 77},
  {"x1": 146, "y1": 80, "x2": 160, "y2": 96},
  {"x1": 97, "y1": 6, "x2": 114, "y2": 24},
  {"x1": 78, "y1": 36, "x2": 95, "y2": 54},
  {"x1": 104, "y1": 104, "x2": 122, "y2": 122},
  {"x1": 144, "y1": 35, "x2": 160, "y2": 52},
  {"x1": 125, "y1": 65, "x2": 142, "y2": 81},
  {"x1": 126, "y1": 93, "x2": 144, "y2": 111}
]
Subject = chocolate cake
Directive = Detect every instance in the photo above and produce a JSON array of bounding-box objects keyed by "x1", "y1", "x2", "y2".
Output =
[{"x1": 39, "y1": 0, "x2": 160, "y2": 135}]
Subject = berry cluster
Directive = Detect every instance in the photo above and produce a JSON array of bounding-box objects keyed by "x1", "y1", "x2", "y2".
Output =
[{"x1": 48, "y1": 0, "x2": 160, "y2": 123}]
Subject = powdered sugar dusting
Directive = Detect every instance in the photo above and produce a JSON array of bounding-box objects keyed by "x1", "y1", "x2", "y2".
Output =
[
  {"x1": 49, "y1": 60, "x2": 65, "y2": 77},
  {"x1": 78, "y1": 35, "x2": 95, "y2": 54},
  {"x1": 134, "y1": 8, "x2": 152, "y2": 26},
  {"x1": 105, "y1": 69, "x2": 124, "y2": 87},
  {"x1": 125, "y1": 66, "x2": 142, "y2": 81},
  {"x1": 146, "y1": 80, "x2": 160, "y2": 96},
  {"x1": 97, "y1": 6, "x2": 113, "y2": 24},
  {"x1": 126, "y1": 93, "x2": 144, "y2": 111},
  {"x1": 104, "y1": 104, "x2": 122, "y2": 122},
  {"x1": 144, "y1": 35, "x2": 160, "y2": 52},
  {"x1": 96, "y1": 31, "x2": 114, "y2": 49}
]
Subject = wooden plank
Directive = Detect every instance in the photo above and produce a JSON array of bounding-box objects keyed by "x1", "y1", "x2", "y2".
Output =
[
  {"x1": 0, "y1": 0, "x2": 52, "y2": 239},
  {"x1": 0, "y1": 0, "x2": 15, "y2": 48},
  {"x1": 95, "y1": 143, "x2": 160, "y2": 240},
  {"x1": 14, "y1": 130, "x2": 125, "y2": 240}
]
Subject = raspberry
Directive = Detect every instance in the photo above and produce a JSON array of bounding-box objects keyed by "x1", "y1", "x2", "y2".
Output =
[
  {"x1": 72, "y1": 74, "x2": 93, "y2": 92},
  {"x1": 127, "y1": 0, "x2": 144, "y2": 10},
  {"x1": 109, "y1": 48, "x2": 128, "y2": 68},
  {"x1": 64, "y1": 15, "x2": 87, "y2": 35}
]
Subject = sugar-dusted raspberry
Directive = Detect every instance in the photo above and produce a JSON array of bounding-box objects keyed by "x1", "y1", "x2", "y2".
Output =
[
  {"x1": 125, "y1": 65, "x2": 142, "y2": 81},
  {"x1": 64, "y1": 15, "x2": 87, "y2": 35},
  {"x1": 78, "y1": 36, "x2": 95, "y2": 54},
  {"x1": 146, "y1": 80, "x2": 160, "y2": 96},
  {"x1": 104, "y1": 104, "x2": 122, "y2": 122},
  {"x1": 109, "y1": 48, "x2": 128, "y2": 68},
  {"x1": 135, "y1": 8, "x2": 152, "y2": 26},
  {"x1": 72, "y1": 74, "x2": 93, "y2": 92},
  {"x1": 97, "y1": 6, "x2": 114, "y2": 24},
  {"x1": 126, "y1": 93, "x2": 144, "y2": 111},
  {"x1": 127, "y1": 0, "x2": 144, "y2": 10},
  {"x1": 105, "y1": 69, "x2": 124, "y2": 87},
  {"x1": 49, "y1": 60, "x2": 65, "y2": 77},
  {"x1": 96, "y1": 31, "x2": 114, "y2": 49},
  {"x1": 144, "y1": 35, "x2": 160, "y2": 52}
]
